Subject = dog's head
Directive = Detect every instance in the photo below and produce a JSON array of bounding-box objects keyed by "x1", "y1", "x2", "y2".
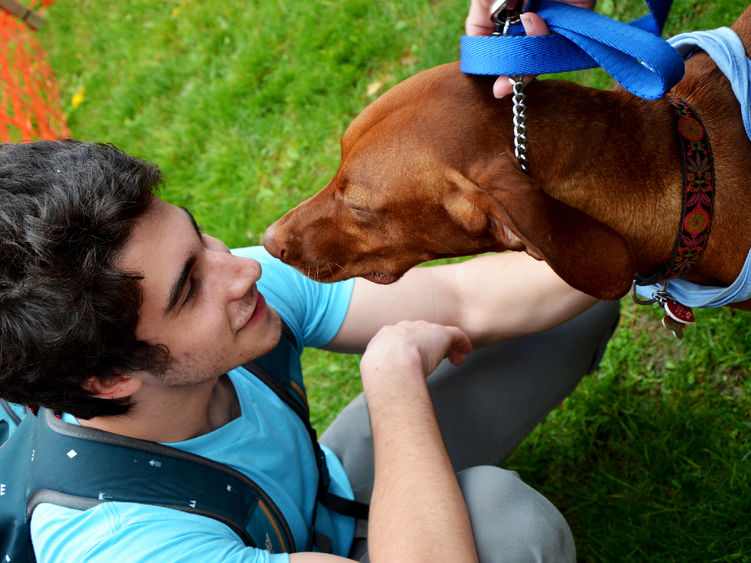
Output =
[
  {"x1": 264, "y1": 63, "x2": 634, "y2": 300},
  {"x1": 263, "y1": 159, "x2": 507, "y2": 285}
]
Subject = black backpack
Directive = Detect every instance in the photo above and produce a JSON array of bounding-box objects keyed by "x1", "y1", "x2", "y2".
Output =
[{"x1": 0, "y1": 322, "x2": 367, "y2": 561}]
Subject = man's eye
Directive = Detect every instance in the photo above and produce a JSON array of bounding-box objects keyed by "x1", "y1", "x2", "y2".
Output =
[{"x1": 183, "y1": 276, "x2": 200, "y2": 306}]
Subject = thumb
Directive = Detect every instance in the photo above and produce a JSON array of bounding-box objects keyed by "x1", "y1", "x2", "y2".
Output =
[
  {"x1": 492, "y1": 11, "x2": 552, "y2": 99},
  {"x1": 519, "y1": 11, "x2": 550, "y2": 35}
]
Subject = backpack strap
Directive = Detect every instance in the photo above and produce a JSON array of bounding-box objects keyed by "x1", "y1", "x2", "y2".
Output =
[
  {"x1": 26, "y1": 408, "x2": 296, "y2": 553},
  {"x1": 0, "y1": 398, "x2": 27, "y2": 444},
  {"x1": 245, "y1": 322, "x2": 370, "y2": 526},
  {"x1": 1, "y1": 398, "x2": 24, "y2": 426},
  {"x1": 0, "y1": 412, "x2": 38, "y2": 563}
]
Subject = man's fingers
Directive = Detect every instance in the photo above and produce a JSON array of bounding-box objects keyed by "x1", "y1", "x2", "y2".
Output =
[
  {"x1": 491, "y1": 12, "x2": 551, "y2": 99},
  {"x1": 446, "y1": 340, "x2": 472, "y2": 366},
  {"x1": 520, "y1": 11, "x2": 550, "y2": 35},
  {"x1": 362, "y1": 322, "x2": 472, "y2": 378},
  {"x1": 465, "y1": 0, "x2": 496, "y2": 36},
  {"x1": 493, "y1": 77, "x2": 515, "y2": 99},
  {"x1": 437, "y1": 326, "x2": 472, "y2": 367}
]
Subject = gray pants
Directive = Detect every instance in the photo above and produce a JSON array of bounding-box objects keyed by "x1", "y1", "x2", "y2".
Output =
[{"x1": 320, "y1": 300, "x2": 621, "y2": 562}]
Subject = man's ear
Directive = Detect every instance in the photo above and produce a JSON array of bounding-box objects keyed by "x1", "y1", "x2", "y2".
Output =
[{"x1": 83, "y1": 373, "x2": 142, "y2": 400}]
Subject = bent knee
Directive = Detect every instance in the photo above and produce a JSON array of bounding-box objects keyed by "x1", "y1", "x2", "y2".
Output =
[{"x1": 458, "y1": 466, "x2": 575, "y2": 563}]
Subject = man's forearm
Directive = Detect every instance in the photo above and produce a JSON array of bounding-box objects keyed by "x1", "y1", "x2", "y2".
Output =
[
  {"x1": 443, "y1": 252, "x2": 599, "y2": 346},
  {"x1": 364, "y1": 365, "x2": 478, "y2": 563},
  {"x1": 330, "y1": 252, "x2": 598, "y2": 353}
]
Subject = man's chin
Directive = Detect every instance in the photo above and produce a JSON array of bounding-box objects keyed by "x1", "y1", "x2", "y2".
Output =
[
  {"x1": 267, "y1": 307, "x2": 283, "y2": 346},
  {"x1": 244, "y1": 306, "x2": 283, "y2": 364}
]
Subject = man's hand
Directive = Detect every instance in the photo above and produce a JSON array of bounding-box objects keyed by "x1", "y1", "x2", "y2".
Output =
[
  {"x1": 360, "y1": 320, "x2": 471, "y2": 386},
  {"x1": 465, "y1": 0, "x2": 595, "y2": 98}
]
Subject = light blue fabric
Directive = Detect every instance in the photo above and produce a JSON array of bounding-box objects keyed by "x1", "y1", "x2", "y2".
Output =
[
  {"x1": 31, "y1": 247, "x2": 357, "y2": 562},
  {"x1": 460, "y1": 0, "x2": 685, "y2": 99},
  {"x1": 635, "y1": 28, "x2": 751, "y2": 307},
  {"x1": 668, "y1": 27, "x2": 751, "y2": 138}
]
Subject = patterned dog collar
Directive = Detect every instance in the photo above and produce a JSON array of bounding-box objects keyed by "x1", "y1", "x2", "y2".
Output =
[{"x1": 634, "y1": 95, "x2": 715, "y2": 286}]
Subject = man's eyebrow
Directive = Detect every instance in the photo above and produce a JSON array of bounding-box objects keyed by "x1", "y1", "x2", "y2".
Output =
[
  {"x1": 181, "y1": 206, "x2": 203, "y2": 238},
  {"x1": 164, "y1": 207, "x2": 202, "y2": 315}
]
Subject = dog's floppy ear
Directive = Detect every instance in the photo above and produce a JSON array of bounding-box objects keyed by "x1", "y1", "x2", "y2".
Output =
[
  {"x1": 442, "y1": 168, "x2": 529, "y2": 251},
  {"x1": 470, "y1": 157, "x2": 635, "y2": 300},
  {"x1": 442, "y1": 174, "x2": 491, "y2": 234}
]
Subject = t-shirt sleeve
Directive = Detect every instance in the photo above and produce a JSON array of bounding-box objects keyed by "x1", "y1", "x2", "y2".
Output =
[
  {"x1": 231, "y1": 246, "x2": 355, "y2": 348},
  {"x1": 31, "y1": 502, "x2": 291, "y2": 563}
]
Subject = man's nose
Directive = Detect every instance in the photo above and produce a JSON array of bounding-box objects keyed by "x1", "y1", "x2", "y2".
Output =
[{"x1": 223, "y1": 256, "x2": 260, "y2": 300}]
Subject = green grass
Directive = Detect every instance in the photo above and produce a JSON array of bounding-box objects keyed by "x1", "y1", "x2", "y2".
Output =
[
  {"x1": 34, "y1": 0, "x2": 751, "y2": 559},
  {"x1": 511, "y1": 303, "x2": 751, "y2": 560}
]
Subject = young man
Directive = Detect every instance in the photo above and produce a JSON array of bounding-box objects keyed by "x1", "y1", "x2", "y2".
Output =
[{"x1": 0, "y1": 139, "x2": 618, "y2": 562}]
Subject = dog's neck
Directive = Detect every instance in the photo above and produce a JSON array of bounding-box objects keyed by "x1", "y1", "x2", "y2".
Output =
[
  {"x1": 515, "y1": 76, "x2": 750, "y2": 289},
  {"x1": 521, "y1": 81, "x2": 680, "y2": 278}
]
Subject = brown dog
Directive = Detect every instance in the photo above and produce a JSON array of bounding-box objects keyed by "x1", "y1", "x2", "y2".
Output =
[{"x1": 264, "y1": 6, "x2": 751, "y2": 307}]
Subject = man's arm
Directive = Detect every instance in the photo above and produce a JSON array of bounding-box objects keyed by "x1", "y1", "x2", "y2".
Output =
[
  {"x1": 327, "y1": 252, "x2": 598, "y2": 353},
  {"x1": 291, "y1": 321, "x2": 476, "y2": 563},
  {"x1": 361, "y1": 321, "x2": 477, "y2": 563}
]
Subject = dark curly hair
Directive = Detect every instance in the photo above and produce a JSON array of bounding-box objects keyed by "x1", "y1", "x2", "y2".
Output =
[{"x1": 0, "y1": 139, "x2": 170, "y2": 418}]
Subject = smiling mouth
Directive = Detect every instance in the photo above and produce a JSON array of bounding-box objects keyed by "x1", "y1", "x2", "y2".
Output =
[{"x1": 240, "y1": 291, "x2": 267, "y2": 332}]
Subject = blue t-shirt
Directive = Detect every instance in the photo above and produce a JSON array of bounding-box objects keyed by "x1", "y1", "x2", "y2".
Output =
[{"x1": 30, "y1": 247, "x2": 357, "y2": 562}]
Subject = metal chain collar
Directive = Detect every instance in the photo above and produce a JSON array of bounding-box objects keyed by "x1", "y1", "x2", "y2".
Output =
[
  {"x1": 509, "y1": 75, "x2": 528, "y2": 172},
  {"x1": 490, "y1": 0, "x2": 530, "y2": 173}
]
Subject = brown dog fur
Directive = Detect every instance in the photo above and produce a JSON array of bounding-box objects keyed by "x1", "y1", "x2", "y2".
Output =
[{"x1": 264, "y1": 6, "x2": 751, "y2": 306}]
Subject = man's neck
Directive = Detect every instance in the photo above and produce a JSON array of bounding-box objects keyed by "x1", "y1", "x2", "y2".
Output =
[{"x1": 78, "y1": 374, "x2": 240, "y2": 443}]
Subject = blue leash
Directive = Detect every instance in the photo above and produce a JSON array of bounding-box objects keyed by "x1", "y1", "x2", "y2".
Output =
[{"x1": 460, "y1": 0, "x2": 685, "y2": 100}]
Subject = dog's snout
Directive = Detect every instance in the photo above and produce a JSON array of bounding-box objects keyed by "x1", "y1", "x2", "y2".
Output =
[{"x1": 262, "y1": 223, "x2": 284, "y2": 260}]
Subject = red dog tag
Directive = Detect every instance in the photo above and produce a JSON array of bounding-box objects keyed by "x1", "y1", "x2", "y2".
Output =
[
  {"x1": 664, "y1": 299, "x2": 695, "y2": 324},
  {"x1": 662, "y1": 315, "x2": 685, "y2": 339}
]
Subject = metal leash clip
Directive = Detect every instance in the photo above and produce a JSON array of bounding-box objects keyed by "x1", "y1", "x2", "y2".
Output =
[
  {"x1": 490, "y1": 0, "x2": 522, "y2": 36},
  {"x1": 489, "y1": 0, "x2": 529, "y2": 173},
  {"x1": 631, "y1": 282, "x2": 658, "y2": 306},
  {"x1": 631, "y1": 283, "x2": 696, "y2": 339}
]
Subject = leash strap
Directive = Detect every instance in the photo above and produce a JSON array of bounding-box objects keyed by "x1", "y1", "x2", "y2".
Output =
[{"x1": 460, "y1": 0, "x2": 685, "y2": 99}]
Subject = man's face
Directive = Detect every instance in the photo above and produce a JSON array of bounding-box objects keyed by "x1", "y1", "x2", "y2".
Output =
[{"x1": 116, "y1": 197, "x2": 281, "y2": 387}]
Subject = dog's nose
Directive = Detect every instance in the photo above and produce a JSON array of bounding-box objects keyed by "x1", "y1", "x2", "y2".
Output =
[{"x1": 262, "y1": 223, "x2": 284, "y2": 260}]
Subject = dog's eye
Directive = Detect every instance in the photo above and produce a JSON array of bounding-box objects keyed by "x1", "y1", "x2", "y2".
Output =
[{"x1": 345, "y1": 202, "x2": 372, "y2": 216}]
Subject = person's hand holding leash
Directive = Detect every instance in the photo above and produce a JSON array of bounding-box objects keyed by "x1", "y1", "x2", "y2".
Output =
[{"x1": 465, "y1": 0, "x2": 596, "y2": 98}]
